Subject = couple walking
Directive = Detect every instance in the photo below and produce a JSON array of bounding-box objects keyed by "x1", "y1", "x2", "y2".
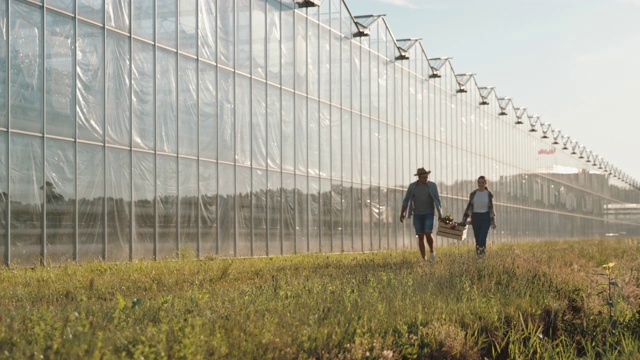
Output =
[{"x1": 399, "y1": 168, "x2": 497, "y2": 261}]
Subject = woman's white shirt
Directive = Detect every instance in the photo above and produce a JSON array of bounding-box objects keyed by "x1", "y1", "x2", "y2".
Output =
[{"x1": 473, "y1": 190, "x2": 490, "y2": 213}]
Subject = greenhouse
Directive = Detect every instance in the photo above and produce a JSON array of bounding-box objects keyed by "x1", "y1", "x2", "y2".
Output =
[{"x1": 0, "y1": 0, "x2": 639, "y2": 266}]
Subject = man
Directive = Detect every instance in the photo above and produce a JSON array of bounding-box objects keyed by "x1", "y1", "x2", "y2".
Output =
[{"x1": 400, "y1": 168, "x2": 443, "y2": 262}]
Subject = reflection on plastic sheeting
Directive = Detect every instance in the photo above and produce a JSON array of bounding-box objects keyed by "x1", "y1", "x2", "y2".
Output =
[
  {"x1": 77, "y1": 22, "x2": 104, "y2": 142},
  {"x1": 10, "y1": 1, "x2": 43, "y2": 134}
]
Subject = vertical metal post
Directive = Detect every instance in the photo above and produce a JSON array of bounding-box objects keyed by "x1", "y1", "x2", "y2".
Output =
[
  {"x1": 278, "y1": 0, "x2": 284, "y2": 257},
  {"x1": 233, "y1": 0, "x2": 238, "y2": 257},
  {"x1": 176, "y1": 0, "x2": 181, "y2": 259},
  {"x1": 249, "y1": 0, "x2": 254, "y2": 257},
  {"x1": 42, "y1": 4, "x2": 47, "y2": 266},
  {"x1": 129, "y1": 47, "x2": 135, "y2": 264},
  {"x1": 263, "y1": 0, "x2": 269, "y2": 257},
  {"x1": 153, "y1": 0, "x2": 158, "y2": 261},
  {"x1": 100, "y1": 1, "x2": 108, "y2": 262},
  {"x1": 214, "y1": 0, "x2": 220, "y2": 256},
  {"x1": 5, "y1": 0, "x2": 10, "y2": 266},
  {"x1": 196, "y1": 0, "x2": 201, "y2": 259}
]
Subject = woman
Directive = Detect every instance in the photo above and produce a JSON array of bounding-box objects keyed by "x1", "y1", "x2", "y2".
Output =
[{"x1": 463, "y1": 176, "x2": 496, "y2": 256}]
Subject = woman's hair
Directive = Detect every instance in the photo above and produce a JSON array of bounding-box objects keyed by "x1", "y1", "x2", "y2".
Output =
[{"x1": 478, "y1": 175, "x2": 489, "y2": 190}]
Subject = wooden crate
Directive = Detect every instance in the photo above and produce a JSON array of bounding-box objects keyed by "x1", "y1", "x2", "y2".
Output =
[{"x1": 436, "y1": 224, "x2": 468, "y2": 241}]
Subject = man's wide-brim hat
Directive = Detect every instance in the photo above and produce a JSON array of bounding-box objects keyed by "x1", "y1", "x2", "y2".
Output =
[{"x1": 414, "y1": 168, "x2": 431, "y2": 176}]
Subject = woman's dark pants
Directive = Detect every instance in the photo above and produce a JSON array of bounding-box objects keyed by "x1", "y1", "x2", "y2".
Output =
[{"x1": 471, "y1": 211, "x2": 491, "y2": 255}]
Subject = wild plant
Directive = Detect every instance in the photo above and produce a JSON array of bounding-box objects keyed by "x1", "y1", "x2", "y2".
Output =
[{"x1": 599, "y1": 262, "x2": 620, "y2": 331}]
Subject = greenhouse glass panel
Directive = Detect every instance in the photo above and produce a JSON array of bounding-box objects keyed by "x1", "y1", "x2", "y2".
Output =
[
  {"x1": 295, "y1": 174, "x2": 308, "y2": 253},
  {"x1": 379, "y1": 187, "x2": 390, "y2": 250},
  {"x1": 319, "y1": 103, "x2": 330, "y2": 178},
  {"x1": 157, "y1": 155, "x2": 178, "y2": 259},
  {"x1": 132, "y1": 40, "x2": 155, "y2": 150},
  {"x1": 319, "y1": 27, "x2": 330, "y2": 101},
  {"x1": 78, "y1": 0, "x2": 103, "y2": 24},
  {"x1": 266, "y1": 84, "x2": 281, "y2": 170},
  {"x1": 178, "y1": 56, "x2": 198, "y2": 157},
  {"x1": 267, "y1": 170, "x2": 282, "y2": 255},
  {"x1": 282, "y1": 173, "x2": 295, "y2": 254},
  {"x1": 106, "y1": 30, "x2": 131, "y2": 147},
  {"x1": 132, "y1": 151, "x2": 155, "y2": 260},
  {"x1": 77, "y1": 143, "x2": 104, "y2": 262},
  {"x1": 308, "y1": 176, "x2": 319, "y2": 253},
  {"x1": 252, "y1": 81, "x2": 267, "y2": 169},
  {"x1": 319, "y1": 178, "x2": 331, "y2": 251},
  {"x1": 45, "y1": 139, "x2": 75, "y2": 264},
  {"x1": 370, "y1": 53, "x2": 378, "y2": 119},
  {"x1": 157, "y1": 0, "x2": 177, "y2": 49},
  {"x1": 106, "y1": 0, "x2": 130, "y2": 32},
  {"x1": 179, "y1": 158, "x2": 198, "y2": 255},
  {"x1": 341, "y1": 37, "x2": 351, "y2": 109},
  {"x1": 236, "y1": 166, "x2": 251, "y2": 257},
  {"x1": 330, "y1": 31, "x2": 340, "y2": 105},
  {"x1": 308, "y1": 99, "x2": 319, "y2": 177},
  {"x1": 363, "y1": 186, "x2": 373, "y2": 251},
  {"x1": 307, "y1": 19, "x2": 318, "y2": 98},
  {"x1": 157, "y1": 49, "x2": 178, "y2": 154},
  {"x1": 363, "y1": 117, "x2": 373, "y2": 184},
  {"x1": 342, "y1": 184, "x2": 353, "y2": 252},
  {"x1": 294, "y1": 93, "x2": 308, "y2": 174},
  {"x1": 330, "y1": 106, "x2": 341, "y2": 179},
  {"x1": 10, "y1": 134, "x2": 43, "y2": 266},
  {"x1": 199, "y1": 160, "x2": 217, "y2": 256},
  {"x1": 330, "y1": 180, "x2": 342, "y2": 252},
  {"x1": 198, "y1": 0, "x2": 216, "y2": 62},
  {"x1": 280, "y1": 6, "x2": 293, "y2": 89},
  {"x1": 45, "y1": 11, "x2": 75, "y2": 139},
  {"x1": 218, "y1": 163, "x2": 235, "y2": 256},
  {"x1": 265, "y1": 0, "x2": 280, "y2": 83},
  {"x1": 132, "y1": 0, "x2": 154, "y2": 41},
  {"x1": 341, "y1": 110, "x2": 351, "y2": 182},
  {"x1": 10, "y1": 1, "x2": 43, "y2": 134},
  {"x1": 48, "y1": 0, "x2": 74, "y2": 14},
  {"x1": 179, "y1": 0, "x2": 197, "y2": 56},
  {"x1": 352, "y1": 43, "x2": 361, "y2": 113},
  {"x1": 379, "y1": 123, "x2": 388, "y2": 187},
  {"x1": 199, "y1": 62, "x2": 217, "y2": 160},
  {"x1": 252, "y1": 168, "x2": 267, "y2": 256},
  {"x1": 281, "y1": 90, "x2": 294, "y2": 172},
  {"x1": 106, "y1": 147, "x2": 131, "y2": 262},
  {"x1": 319, "y1": 0, "x2": 331, "y2": 27},
  {"x1": 371, "y1": 119, "x2": 379, "y2": 185},
  {"x1": 235, "y1": 75, "x2": 251, "y2": 166},
  {"x1": 353, "y1": 186, "x2": 363, "y2": 252},
  {"x1": 251, "y1": 0, "x2": 266, "y2": 80},
  {"x1": 77, "y1": 22, "x2": 104, "y2": 142},
  {"x1": 218, "y1": 0, "x2": 234, "y2": 68},
  {"x1": 236, "y1": 0, "x2": 250, "y2": 74},
  {"x1": 218, "y1": 68, "x2": 235, "y2": 163},
  {"x1": 352, "y1": 113, "x2": 361, "y2": 183}
]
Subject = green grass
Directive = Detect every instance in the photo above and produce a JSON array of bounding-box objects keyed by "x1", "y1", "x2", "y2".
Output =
[{"x1": 1, "y1": 239, "x2": 639, "y2": 359}]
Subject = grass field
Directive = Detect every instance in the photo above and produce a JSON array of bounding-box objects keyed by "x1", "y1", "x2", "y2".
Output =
[{"x1": 1, "y1": 238, "x2": 639, "y2": 359}]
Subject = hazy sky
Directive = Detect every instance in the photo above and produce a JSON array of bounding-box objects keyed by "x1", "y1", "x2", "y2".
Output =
[{"x1": 344, "y1": 0, "x2": 640, "y2": 184}]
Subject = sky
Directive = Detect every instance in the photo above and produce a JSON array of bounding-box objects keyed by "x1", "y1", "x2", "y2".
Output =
[{"x1": 343, "y1": 0, "x2": 640, "y2": 185}]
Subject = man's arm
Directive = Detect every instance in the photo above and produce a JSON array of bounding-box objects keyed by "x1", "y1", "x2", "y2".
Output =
[
  {"x1": 430, "y1": 182, "x2": 443, "y2": 219},
  {"x1": 400, "y1": 205, "x2": 408, "y2": 223},
  {"x1": 400, "y1": 182, "x2": 414, "y2": 223}
]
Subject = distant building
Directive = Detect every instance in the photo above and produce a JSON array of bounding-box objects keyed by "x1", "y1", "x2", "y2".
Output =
[{"x1": 605, "y1": 203, "x2": 640, "y2": 222}]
